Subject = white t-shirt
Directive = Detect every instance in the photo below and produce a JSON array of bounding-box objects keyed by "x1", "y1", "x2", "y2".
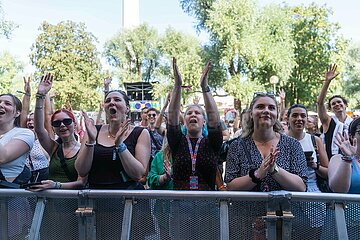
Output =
[{"x1": 0, "y1": 127, "x2": 35, "y2": 178}]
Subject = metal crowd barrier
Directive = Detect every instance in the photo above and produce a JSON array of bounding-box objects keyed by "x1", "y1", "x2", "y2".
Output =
[{"x1": 0, "y1": 189, "x2": 359, "y2": 240}]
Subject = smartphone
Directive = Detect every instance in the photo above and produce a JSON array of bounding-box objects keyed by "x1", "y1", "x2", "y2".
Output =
[
  {"x1": 304, "y1": 151, "x2": 314, "y2": 160},
  {"x1": 21, "y1": 182, "x2": 43, "y2": 188}
]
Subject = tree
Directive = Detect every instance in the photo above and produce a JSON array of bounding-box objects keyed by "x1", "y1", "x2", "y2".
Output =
[
  {"x1": 344, "y1": 42, "x2": 360, "y2": 108},
  {"x1": 153, "y1": 27, "x2": 204, "y2": 102},
  {"x1": 285, "y1": 3, "x2": 348, "y2": 107},
  {"x1": 30, "y1": 21, "x2": 103, "y2": 110},
  {"x1": 104, "y1": 23, "x2": 160, "y2": 84},
  {"x1": 182, "y1": 0, "x2": 296, "y2": 108},
  {"x1": 0, "y1": 51, "x2": 23, "y2": 93},
  {"x1": 0, "y1": 2, "x2": 18, "y2": 39}
]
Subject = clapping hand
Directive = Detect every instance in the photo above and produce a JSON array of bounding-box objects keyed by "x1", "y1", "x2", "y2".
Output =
[
  {"x1": 172, "y1": 57, "x2": 182, "y2": 87},
  {"x1": 200, "y1": 60, "x2": 211, "y2": 90},
  {"x1": 257, "y1": 147, "x2": 280, "y2": 179},
  {"x1": 82, "y1": 111, "x2": 97, "y2": 144},
  {"x1": 114, "y1": 119, "x2": 131, "y2": 146}
]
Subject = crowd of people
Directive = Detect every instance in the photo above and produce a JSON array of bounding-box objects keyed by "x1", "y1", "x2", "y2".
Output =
[{"x1": 1, "y1": 59, "x2": 360, "y2": 238}]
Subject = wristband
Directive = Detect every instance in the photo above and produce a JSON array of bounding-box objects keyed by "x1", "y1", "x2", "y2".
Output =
[
  {"x1": 85, "y1": 141, "x2": 96, "y2": 147},
  {"x1": 35, "y1": 93, "x2": 46, "y2": 99},
  {"x1": 341, "y1": 155, "x2": 358, "y2": 163},
  {"x1": 218, "y1": 184, "x2": 227, "y2": 190},
  {"x1": 25, "y1": 93, "x2": 31, "y2": 97},
  {"x1": 249, "y1": 169, "x2": 262, "y2": 184},
  {"x1": 201, "y1": 85, "x2": 211, "y2": 93},
  {"x1": 116, "y1": 143, "x2": 127, "y2": 153}
]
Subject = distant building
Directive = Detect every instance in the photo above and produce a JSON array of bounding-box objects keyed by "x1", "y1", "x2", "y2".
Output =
[{"x1": 122, "y1": 0, "x2": 139, "y2": 29}]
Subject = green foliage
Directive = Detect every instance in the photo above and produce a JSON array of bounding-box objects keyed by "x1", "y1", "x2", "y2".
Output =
[
  {"x1": 155, "y1": 27, "x2": 204, "y2": 102},
  {"x1": 181, "y1": 0, "x2": 347, "y2": 110},
  {"x1": 0, "y1": 51, "x2": 23, "y2": 93},
  {"x1": 30, "y1": 21, "x2": 103, "y2": 111},
  {"x1": 104, "y1": 23, "x2": 159, "y2": 84},
  {"x1": 285, "y1": 3, "x2": 348, "y2": 108},
  {"x1": 105, "y1": 25, "x2": 204, "y2": 103},
  {"x1": 223, "y1": 75, "x2": 265, "y2": 108},
  {"x1": 0, "y1": 2, "x2": 18, "y2": 39},
  {"x1": 344, "y1": 42, "x2": 360, "y2": 108}
]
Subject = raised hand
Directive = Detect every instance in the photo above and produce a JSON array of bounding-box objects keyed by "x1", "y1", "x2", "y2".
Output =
[
  {"x1": 114, "y1": 119, "x2": 132, "y2": 146},
  {"x1": 82, "y1": 111, "x2": 97, "y2": 143},
  {"x1": 49, "y1": 91, "x2": 57, "y2": 99},
  {"x1": 193, "y1": 95, "x2": 200, "y2": 105},
  {"x1": 172, "y1": 57, "x2": 182, "y2": 87},
  {"x1": 23, "y1": 76, "x2": 31, "y2": 95},
  {"x1": 103, "y1": 77, "x2": 112, "y2": 90},
  {"x1": 37, "y1": 73, "x2": 54, "y2": 95},
  {"x1": 279, "y1": 89, "x2": 285, "y2": 101},
  {"x1": 335, "y1": 131, "x2": 357, "y2": 157},
  {"x1": 200, "y1": 60, "x2": 211, "y2": 89},
  {"x1": 325, "y1": 64, "x2": 339, "y2": 82},
  {"x1": 257, "y1": 147, "x2": 280, "y2": 179}
]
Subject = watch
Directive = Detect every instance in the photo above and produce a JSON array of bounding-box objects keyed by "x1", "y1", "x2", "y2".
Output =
[
  {"x1": 202, "y1": 85, "x2": 211, "y2": 93},
  {"x1": 270, "y1": 164, "x2": 279, "y2": 175}
]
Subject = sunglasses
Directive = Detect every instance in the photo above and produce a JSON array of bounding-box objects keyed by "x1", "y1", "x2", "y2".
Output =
[
  {"x1": 253, "y1": 92, "x2": 276, "y2": 98},
  {"x1": 51, "y1": 118, "x2": 73, "y2": 127},
  {"x1": 148, "y1": 114, "x2": 156, "y2": 118}
]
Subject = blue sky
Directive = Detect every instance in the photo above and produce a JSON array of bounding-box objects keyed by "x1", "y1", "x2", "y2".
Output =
[{"x1": 1, "y1": 0, "x2": 360, "y2": 73}]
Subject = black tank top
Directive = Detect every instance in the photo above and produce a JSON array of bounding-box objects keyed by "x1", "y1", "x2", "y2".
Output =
[{"x1": 88, "y1": 125, "x2": 144, "y2": 189}]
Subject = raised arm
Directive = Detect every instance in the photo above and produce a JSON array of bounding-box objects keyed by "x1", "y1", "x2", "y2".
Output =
[
  {"x1": 329, "y1": 132, "x2": 357, "y2": 193},
  {"x1": 278, "y1": 89, "x2": 285, "y2": 121},
  {"x1": 316, "y1": 64, "x2": 339, "y2": 132},
  {"x1": 155, "y1": 92, "x2": 170, "y2": 135},
  {"x1": 20, "y1": 76, "x2": 31, "y2": 128},
  {"x1": 75, "y1": 111, "x2": 97, "y2": 177},
  {"x1": 44, "y1": 93, "x2": 55, "y2": 140},
  {"x1": 96, "y1": 103, "x2": 104, "y2": 125},
  {"x1": 200, "y1": 60, "x2": 220, "y2": 128},
  {"x1": 34, "y1": 73, "x2": 56, "y2": 155},
  {"x1": 168, "y1": 58, "x2": 182, "y2": 126}
]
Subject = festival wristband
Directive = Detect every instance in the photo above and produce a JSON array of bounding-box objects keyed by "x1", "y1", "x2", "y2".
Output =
[{"x1": 116, "y1": 143, "x2": 127, "y2": 153}]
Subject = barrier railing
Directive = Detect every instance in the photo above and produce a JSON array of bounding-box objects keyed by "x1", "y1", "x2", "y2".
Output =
[{"x1": 0, "y1": 189, "x2": 359, "y2": 240}]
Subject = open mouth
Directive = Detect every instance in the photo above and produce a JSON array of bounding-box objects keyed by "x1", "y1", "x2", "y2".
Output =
[
  {"x1": 109, "y1": 108, "x2": 117, "y2": 114},
  {"x1": 189, "y1": 119, "x2": 197, "y2": 123},
  {"x1": 0, "y1": 111, "x2": 5, "y2": 115},
  {"x1": 28, "y1": 125, "x2": 34, "y2": 129}
]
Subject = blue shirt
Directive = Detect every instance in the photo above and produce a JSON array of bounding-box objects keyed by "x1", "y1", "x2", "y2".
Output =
[{"x1": 348, "y1": 161, "x2": 360, "y2": 194}]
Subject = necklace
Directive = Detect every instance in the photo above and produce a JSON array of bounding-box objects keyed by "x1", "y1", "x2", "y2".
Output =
[
  {"x1": 63, "y1": 142, "x2": 77, "y2": 158},
  {"x1": 253, "y1": 133, "x2": 277, "y2": 146},
  {"x1": 108, "y1": 125, "x2": 116, "y2": 139}
]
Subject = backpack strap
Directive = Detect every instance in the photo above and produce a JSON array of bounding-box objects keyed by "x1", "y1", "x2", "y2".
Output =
[{"x1": 311, "y1": 134, "x2": 318, "y2": 154}]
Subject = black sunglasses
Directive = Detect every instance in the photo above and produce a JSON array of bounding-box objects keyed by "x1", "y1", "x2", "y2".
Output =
[
  {"x1": 51, "y1": 118, "x2": 73, "y2": 127},
  {"x1": 253, "y1": 92, "x2": 276, "y2": 98},
  {"x1": 148, "y1": 113, "x2": 156, "y2": 118}
]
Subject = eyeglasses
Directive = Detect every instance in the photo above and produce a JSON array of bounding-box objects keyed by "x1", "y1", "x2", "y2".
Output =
[
  {"x1": 148, "y1": 114, "x2": 156, "y2": 118},
  {"x1": 253, "y1": 92, "x2": 276, "y2": 98},
  {"x1": 51, "y1": 118, "x2": 73, "y2": 127}
]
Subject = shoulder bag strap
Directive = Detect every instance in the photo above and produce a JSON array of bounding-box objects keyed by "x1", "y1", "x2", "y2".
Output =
[
  {"x1": 148, "y1": 129, "x2": 162, "y2": 151},
  {"x1": 57, "y1": 144, "x2": 77, "y2": 182}
]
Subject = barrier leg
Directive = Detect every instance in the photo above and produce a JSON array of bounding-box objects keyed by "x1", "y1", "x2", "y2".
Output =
[
  {"x1": 28, "y1": 197, "x2": 46, "y2": 240},
  {"x1": 121, "y1": 199, "x2": 133, "y2": 240},
  {"x1": 219, "y1": 200, "x2": 229, "y2": 240}
]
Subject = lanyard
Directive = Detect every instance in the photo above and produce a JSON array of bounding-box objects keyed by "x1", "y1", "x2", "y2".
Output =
[{"x1": 186, "y1": 135, "x2": 203, "y2": 174}]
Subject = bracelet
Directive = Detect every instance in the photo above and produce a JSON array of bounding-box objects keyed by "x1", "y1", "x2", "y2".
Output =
[
  {"x1": 25, "y1": 93, "x2": 31, "y2": 97},
  {"x1": 85, "y1": 141, "x2": 96, "y2": 147},
  {"x1": 218, "y1": 184, "x2": 227, "y2": 190},
  {"x1": 35, "y1": 106, "x2": 43, "y2": 109},
  {"x1": 116, "y1": 143, "x2": 127, "y2": 153},
  {"x1": 341, "y1": 155, "x2": 358, "y2": 163},
  {"x1": 35, "y1": 93, "x2": 46, "y2": 99},
  {"x1": 249, "y1": 169, "x2": 262, "y2": 184},
  {"x1": 201, "y1": 85, "x2": 211, "y2": 93},
  {"x1": 54, "y1": 182, "x2": 62, "y2": 189}
]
